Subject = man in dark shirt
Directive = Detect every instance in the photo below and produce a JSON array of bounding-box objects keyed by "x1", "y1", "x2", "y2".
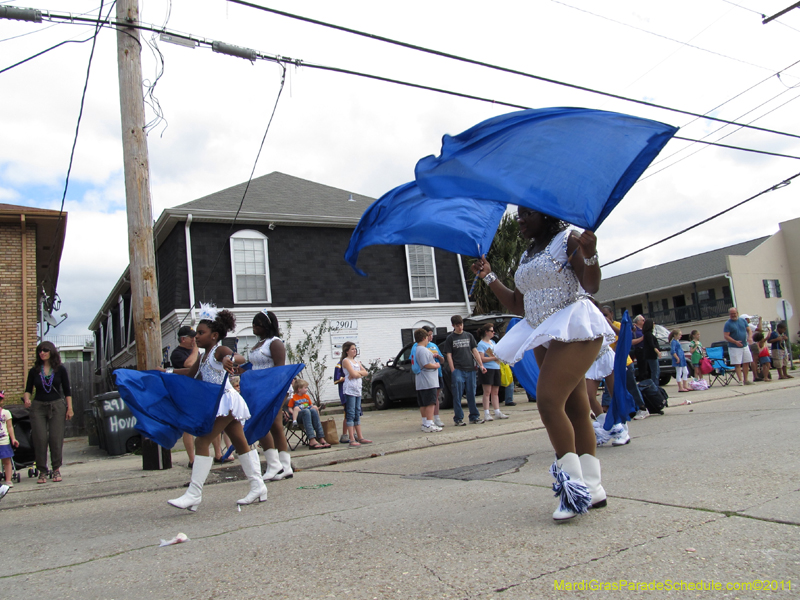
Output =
[
  {"x1": 170, "y1": 326, "x2": 199, "y2": 467},
  {"x1": 631, "y1": 314, "x2": 645, "y2": 380},
  {"x1": 442, "y1": 315, "x2": 486, "y2": 426}
]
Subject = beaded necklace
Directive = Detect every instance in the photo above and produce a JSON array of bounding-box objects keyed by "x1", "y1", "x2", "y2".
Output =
[{"x1": 40, "y1": 367, "x2": 55, "y2": 394}]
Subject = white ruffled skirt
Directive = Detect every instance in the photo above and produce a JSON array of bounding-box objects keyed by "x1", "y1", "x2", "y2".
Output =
[
  {"x1": 217, "y1": 388, "x2": 251, "y2": 423},
  {"x1": 495, "y1": 298, "x2": 616, "y2": 365},
  {"x1": 586, "y1": 347, "x2": 615, "y2": 381}
]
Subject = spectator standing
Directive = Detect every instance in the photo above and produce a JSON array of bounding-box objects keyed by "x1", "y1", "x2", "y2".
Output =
[
  {"x1": 0, "y1": 391, "x2": 20, "y2": 487},
  {"x1": 414, "y1": 329, "x2": 443, "y2": 433},
  {"x1": 171, "y1": 326, "x2": 201, "y2": 468},
  {"x1": 769, "y1": 322, "x2": 792, "y2": 379},
  {"x1": 723, "y1": 308, "x2": 752, "y2": 385},
  {"x1": 642, "y1": 319, "x2": 661, "y2": 388},
  {"x1": 333, "y1": 359, "x2": 349, "y2": 443},
  {"x1": 670, "y1": 329, "x2": 691, "y2": 393},
  {"x1": 631, "y1": 315, "x2": 646, "y2": 379},
  {"x1": 421, "y1": 326, "x2": 446, "y2": 428},
  {"x1": 476, "y1": 324, "x2": 508, "y2": 421},
  {"x1": 688, "y1": 330, "x2": 704, "y2": 381},
  {"x1": 342, "y1": 341, "x2": 373, "y2": 448},
  {"x1": 753, "y1": 332, "x2": 773, "y2": 382},
  {"x1": 442, "y1": 315, "x2": 487, "y2": 426}
]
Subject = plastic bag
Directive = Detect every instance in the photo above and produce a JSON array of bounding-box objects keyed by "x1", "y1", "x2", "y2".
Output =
[{"x1": 500, "y1": 363, "x2": 513, "y2": 388}]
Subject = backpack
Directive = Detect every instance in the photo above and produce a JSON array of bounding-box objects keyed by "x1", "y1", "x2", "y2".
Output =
[
  {"x1": 410, "y1": 343, "x2": 422, "y2": 375},
  {"x1": 638, "y1": 379, "x2": 668, "y2": 414}
]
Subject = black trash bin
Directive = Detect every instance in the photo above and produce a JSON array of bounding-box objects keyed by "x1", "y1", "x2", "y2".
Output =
[{"x1": 91, "y1": 392, "x2": 142, "y2": 456}]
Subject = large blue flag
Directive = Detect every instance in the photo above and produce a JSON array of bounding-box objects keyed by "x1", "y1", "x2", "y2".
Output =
[
  {"x1": 114, "y1": 370, "x2": 227, "y2": 448},
  {"x1": 506, "y1": 318, "x2": 540, "y2": 398},
  {"x1": 344, "y1": 181, "x2": 507, "y2": 275},
  {"x1": 604, "y1": 311, "x2": 638, "y2": 429},
  {"x1": 240, "y1": 363, "x2": 306, "y2": 445},
  {"x1": 415, "y1": 107, "x2": 677, "y2": 231}
]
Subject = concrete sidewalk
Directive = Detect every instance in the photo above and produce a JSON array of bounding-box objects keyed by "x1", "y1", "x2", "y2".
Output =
[{"x1": 3, "y1": 375, "x2": 798, "y2": 510}]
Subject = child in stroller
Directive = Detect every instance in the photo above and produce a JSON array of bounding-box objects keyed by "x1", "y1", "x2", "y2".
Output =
[{"x1": 1, "y1": 391, "x2": 21, "y2": 487}]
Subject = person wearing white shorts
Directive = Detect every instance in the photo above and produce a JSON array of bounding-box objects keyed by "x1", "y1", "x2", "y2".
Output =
[{"x1": 724, "y1": 308, "x2": 752, "y2": 385}]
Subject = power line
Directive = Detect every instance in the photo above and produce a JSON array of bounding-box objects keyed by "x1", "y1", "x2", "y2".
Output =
[
  {"x1": 225, "y1": 0, "x2": 800, "y2": 141},
  {"x1": 602, "y1": 170, "x2": 800, "y2": 268}
]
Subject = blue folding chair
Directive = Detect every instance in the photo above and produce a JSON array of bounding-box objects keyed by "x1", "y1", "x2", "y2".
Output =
[{"x1": 706, "y1": 346, "x2": 736, "y2": 387}]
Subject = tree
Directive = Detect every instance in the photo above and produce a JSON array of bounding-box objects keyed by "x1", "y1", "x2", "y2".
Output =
[
  {"x1": 462, "y1": 213, "x2": 528, "y2": 315},
  {"x1": 284, "y1": 319, "x2": 330, "y2": 406}
]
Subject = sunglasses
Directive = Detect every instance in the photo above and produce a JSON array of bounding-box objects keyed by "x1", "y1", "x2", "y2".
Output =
[{"x1": 39, "y1": 349, "x2": 51, "y2": 354}]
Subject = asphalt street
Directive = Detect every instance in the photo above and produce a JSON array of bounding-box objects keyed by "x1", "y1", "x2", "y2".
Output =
[{"x1": 1, "y1": 381, "x2": 798, "y2": 599}]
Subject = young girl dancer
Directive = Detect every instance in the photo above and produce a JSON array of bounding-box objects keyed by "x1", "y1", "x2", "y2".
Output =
[
  {"x1": 168, "y1": 305, "x2": 267, "y2": 511},
  {"x1": 472, "y1": 209, "x2": 615, "y2": 521},
  {"x1": 238, "y1": 310, "x2": 294, "y2": 481}
]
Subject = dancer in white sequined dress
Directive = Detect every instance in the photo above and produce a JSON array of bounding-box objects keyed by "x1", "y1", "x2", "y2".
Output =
[
  {"x1": 471, "y1": 208, "x2": 615, "y2": 521},
  {"x1": 167, "y1": 306, "x2": 268, "y2": 512}
]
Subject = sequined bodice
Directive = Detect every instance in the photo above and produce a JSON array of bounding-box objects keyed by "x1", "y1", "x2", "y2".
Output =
[
  {"x1": 515, "y1": 229, "x2": 589, "y2": 329},
  {"x1": 197, "y1": 344, "x2": 231, "y2": 388},
  {"x1": 249, "y1": 337, "x2": 280, "y2": 371}
]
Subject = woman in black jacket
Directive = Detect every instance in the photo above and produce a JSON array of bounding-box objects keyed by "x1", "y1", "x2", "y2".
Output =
[
  {"x1": 642, "y1": 319, "x2": 661, "y2": 388},
  {"x1": 23, "y1": 341, "x2": 72, "y2": 483}
]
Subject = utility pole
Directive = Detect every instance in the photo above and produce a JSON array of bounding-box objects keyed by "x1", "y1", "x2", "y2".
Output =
[{"x1": 116, "y1": 0, "x2": 170, "y2": 469}]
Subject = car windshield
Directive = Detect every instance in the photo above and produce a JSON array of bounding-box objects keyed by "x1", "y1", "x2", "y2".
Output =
[{"x1": 399, "y1": 346, "x2": 412, "y2": 364}]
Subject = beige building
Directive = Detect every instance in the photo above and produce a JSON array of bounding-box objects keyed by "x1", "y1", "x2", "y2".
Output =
[{"x1": 596, "y1": 216, "x2": 800, "y2": 345}]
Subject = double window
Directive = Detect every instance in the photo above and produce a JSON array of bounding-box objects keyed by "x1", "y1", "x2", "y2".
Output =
[
  {"x1": 230, "y1": 230, "x2": 271, "y2": 304},
  {"x1": 405, "y1": 245, "x2": 439, "y2": 301}
]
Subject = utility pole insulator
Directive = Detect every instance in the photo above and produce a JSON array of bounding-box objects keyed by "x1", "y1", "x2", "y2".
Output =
[{"x1": 0, "y1": 7, "x2": 43, "y2": 22}]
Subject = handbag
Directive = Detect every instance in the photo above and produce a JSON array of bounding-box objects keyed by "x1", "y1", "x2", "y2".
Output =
[
  {"x1": 321, "y1": 418, "x2": 339, "y2": 445},
  {"x1": 699, "y1": 357, "x2": 713, "y2": 374},
  {"x1": 499, "y1": 362, "x2": 513, "y2": 387}
]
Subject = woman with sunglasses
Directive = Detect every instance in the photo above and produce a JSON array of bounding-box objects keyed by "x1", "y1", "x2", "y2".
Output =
[
  {"x1": 471, "y1": 208, "x2": 614, "y2": 521},
  {"x1": 23, "y1": 341, "x2": 73, "y2": 484},
  {"x1": 476, "y1": 324, "x2": 508, "y2": 422}
]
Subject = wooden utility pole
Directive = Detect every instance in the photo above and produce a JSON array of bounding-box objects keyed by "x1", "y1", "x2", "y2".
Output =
[{"x1": 116, "y1": 0, "x2": 162, "y2": 370}]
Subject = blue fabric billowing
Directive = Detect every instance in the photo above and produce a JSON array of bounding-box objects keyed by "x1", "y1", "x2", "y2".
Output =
[
  {"x1": 506, "y1": 318, "x2": 540, "y2": 397},
  {"x1": 415, "y1": 107, "x2": 677, "y2": 230},
  {"x1": 344, "y1": 181, "x2": 507, "y2": 275},
  {"x1": 114, "y1": 370, "x2": 226, "y2": 448},
  {"x1": 241, "y1": 363, "x2": 306, "y2": 445},
  {"x1": 604, "y1": 311, "x2": 637, "y2": 430}
]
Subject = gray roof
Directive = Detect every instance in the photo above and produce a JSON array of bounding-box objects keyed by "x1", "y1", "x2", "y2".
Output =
[
  {"x1": 168, "y1": 171, "x2": 375, "y2": 226},
  {"x1": 596, "y1": 236, "x2": 768, "y2": 301}
]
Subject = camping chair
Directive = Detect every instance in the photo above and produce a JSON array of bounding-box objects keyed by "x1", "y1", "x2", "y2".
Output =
[
  {"x1": 282, "y1": 405, "x2": 308, "y2": 451},
  {"x1": 707, "y1": 346, "x2": 736, "y2": 387}
]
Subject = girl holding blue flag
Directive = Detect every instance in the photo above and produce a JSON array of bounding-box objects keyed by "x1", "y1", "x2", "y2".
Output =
[
  {"x1": 167, "y1": 305, "x2": 268, "y2": 511},
  {"x1": 471, "y1": 209, "x2": 615, "y2": 521}
]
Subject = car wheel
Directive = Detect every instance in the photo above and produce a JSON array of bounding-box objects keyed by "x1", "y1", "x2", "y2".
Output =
[
  {"x1": 659, "y1": 375, "x2": 671, "y2": 386},
  {"x1": 372, "y1": 384, "x2": 390, "y2": 410},
  {"x1": 438, "y1": 384, "x2": 453, "y2": 410},
  {"x1": 126, "y1": 435, "x2": 142, "y2": 454}
]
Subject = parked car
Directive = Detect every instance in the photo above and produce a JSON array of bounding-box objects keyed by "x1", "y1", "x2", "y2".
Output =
[{"x1": 370, "y1": 314, "x2": 521, "y2": 410}]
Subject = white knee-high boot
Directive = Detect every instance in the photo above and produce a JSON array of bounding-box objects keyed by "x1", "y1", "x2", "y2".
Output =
[
  {"x1": 261, "y1": 448, "x2": 284, "y2": 481},
  {"x1": 550, "y1": 452, "x2": 591, "y2": 521},
  {"x1": 278, "y1": 451, "x2": 293, "y2": 479},
  {"x1": 579, "y1": 453, "x2": 607, "y2": 509},
  {"x1": 237, "y1": 449, "x2": 268, "y2": 505},
  {"x1": 168, "y1": 455, "x2": 213, "y2": 511}
]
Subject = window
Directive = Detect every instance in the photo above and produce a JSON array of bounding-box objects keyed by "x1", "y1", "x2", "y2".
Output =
[
  {"x1": 405, "y1": 245, "x2": 439, "y2": 301},
  {"x1": 763, "y1": 279, "x2": 782, "y2": 299},
  {"x1": 230, "y1": 230, "x2": 271, "y2": 304}
]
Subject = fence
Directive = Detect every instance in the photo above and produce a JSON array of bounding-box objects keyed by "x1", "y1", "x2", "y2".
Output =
[{"x1": 64, "y1": 361, "x2": 94, "y2": 438}]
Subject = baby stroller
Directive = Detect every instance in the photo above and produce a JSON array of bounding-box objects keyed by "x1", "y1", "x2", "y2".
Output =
[{"x1": 7, "y1": 404, "x2": 37, "y2": 483}]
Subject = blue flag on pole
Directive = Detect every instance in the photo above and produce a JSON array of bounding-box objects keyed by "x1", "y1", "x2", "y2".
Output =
[
  {"x1": 415, "y1": 107, "x2": 678, "y2": 231},
  {"x1": 114, "y1": 370, "x2": 227, "y2": 448},
  {"x1": 344, "y1": 181, "x2": 507, "y2": 275},
  {"x1": 240, "y1": 363, "x2": 305, "y2": 445},
  {"x1": 604, "y1": 311, "x2": 638, "y2": 429},
  {"x1": 506, "y1": 318, "x2": 540, "y2": 398}
]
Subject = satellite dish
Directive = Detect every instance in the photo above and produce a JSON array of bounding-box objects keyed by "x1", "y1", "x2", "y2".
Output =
[
  {"x1": 777, "y1": 300, "x2": 793, "y2": 322},
  {"x1": 43, "y1": 312, "x2": 59, "y2": 327}
]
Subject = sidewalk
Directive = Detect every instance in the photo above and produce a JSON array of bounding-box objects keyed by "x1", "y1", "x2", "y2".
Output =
[{"x1": 4, "y1": 375, "x2": 798, "y2": 509}]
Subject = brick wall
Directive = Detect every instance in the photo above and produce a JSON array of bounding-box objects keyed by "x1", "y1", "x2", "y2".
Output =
[{"x1": 0, "y1": 222, "x2": 38, "y2": 402}]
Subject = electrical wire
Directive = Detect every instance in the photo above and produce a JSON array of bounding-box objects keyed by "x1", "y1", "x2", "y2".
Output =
[
  {"x1": 0, "y1": 3, "x2": 108, "y2": 43},
  {"x1": 602, "y1": 170, "x2": 800, "y2": 268},
  {"x1": 721, "y1": 0, "x2": 800, "y2": 33},
  {"x1": 225, "y1": 0, "x2": 800, "y2": 141}
]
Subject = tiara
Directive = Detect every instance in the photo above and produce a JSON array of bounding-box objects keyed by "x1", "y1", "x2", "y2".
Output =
[{"x1": 197, "y1": 302, "x2": 219, "y2": 322}]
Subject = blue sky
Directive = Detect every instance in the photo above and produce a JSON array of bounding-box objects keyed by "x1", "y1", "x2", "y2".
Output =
[{"x1": 2, "y1": 0, "x2": 800, "y2": 337}]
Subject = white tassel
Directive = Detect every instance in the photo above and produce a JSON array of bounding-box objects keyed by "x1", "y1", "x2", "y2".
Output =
[
  {"x1": 594, "y1": 420, "x2": 611, "y2": 446},
  {"x1": 550, "y1": 460, "x2": 591, "y2": 516}
]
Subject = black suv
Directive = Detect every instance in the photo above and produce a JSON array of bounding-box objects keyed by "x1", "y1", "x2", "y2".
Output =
[{"x1": 370, "y1": 314, "x2": 521, "y2": 410}]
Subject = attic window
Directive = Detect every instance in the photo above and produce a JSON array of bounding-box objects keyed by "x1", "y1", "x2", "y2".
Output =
[
  {"x1": 405, "y1": 245, "x2": 439, "y2": 301},
  {"x1": 230, "y1": 229, "x2": 271, "y2": 304}
]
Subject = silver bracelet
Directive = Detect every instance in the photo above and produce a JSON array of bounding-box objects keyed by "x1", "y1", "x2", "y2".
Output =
[
  {"x1": 165, "y1": 367, "x2": 174, "y2": 374},
  {"x1": 583, "y1": 253, "x2": 599, "y2": 266},
  {"x1": 482, "y1": 271, "x2": 498, "y2": 285}
]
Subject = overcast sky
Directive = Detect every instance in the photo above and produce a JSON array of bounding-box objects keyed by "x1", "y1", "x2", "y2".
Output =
[{"x1": 2, "y1": 0, "x2": 800, "y2": 336}]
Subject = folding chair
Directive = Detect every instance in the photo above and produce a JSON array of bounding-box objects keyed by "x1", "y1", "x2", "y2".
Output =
[
  {"x1": 282, "y1": 405, "x2": 308, "y2": 451},
  {"x1": 706, "y1": 346, "x2": 736, "y2": 387}
]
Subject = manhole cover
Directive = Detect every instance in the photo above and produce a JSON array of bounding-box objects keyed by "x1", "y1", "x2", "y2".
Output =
[{"x1": 407, "y1": 456, "x2": 528, "y2": 481}]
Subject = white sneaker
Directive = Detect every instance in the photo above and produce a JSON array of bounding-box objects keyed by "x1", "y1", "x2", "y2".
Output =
[
  {"x1": 433, "y1": 417, "x2": 445, "y2": 428},
  {"x1": 633, "y1": 409, "x2": 649, "y2": 420},
  {"x1": 495, "y1": 411, "x2": 509, "y2": 419},
  {"x1": 610, "y1": 424, "x2": 631, "y2": 446},
  {"x1": 0, "y1": 484, "x2": 8, "y2": 501},
  {"x1": 421, "y1": 424, "x2": 442, "y2": 433},
  {"x1": 484, "y1": 413, "x2": 494, "y2": 422}
]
